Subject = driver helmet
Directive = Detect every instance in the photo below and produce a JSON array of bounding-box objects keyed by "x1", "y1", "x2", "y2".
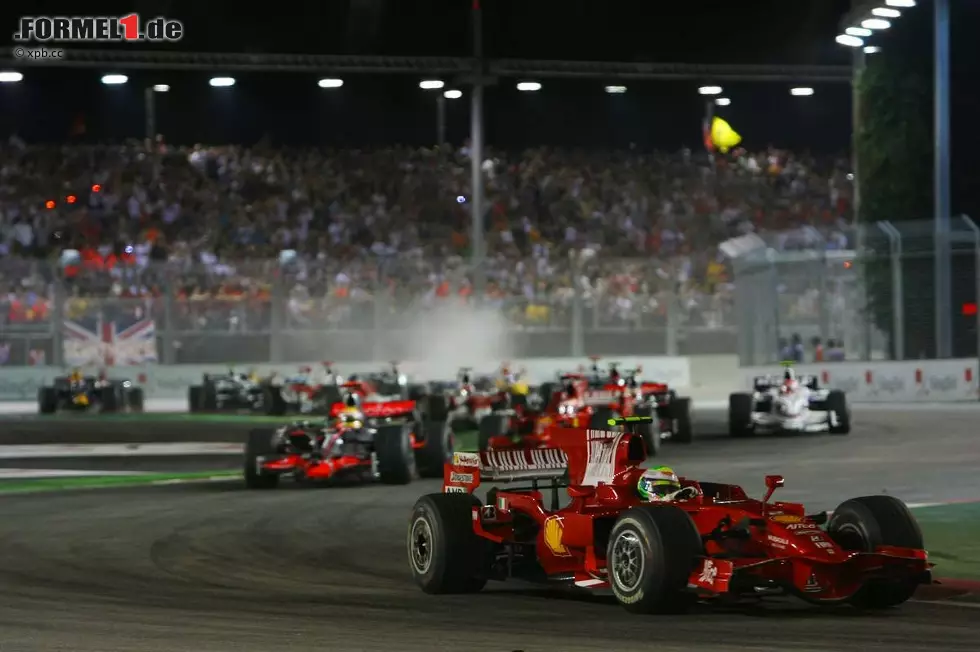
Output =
[
  {"x1": 782, "y1": 368, "x2": 799, "y2": 392},
  {"x1": 337, "y1": 406, "x2": 363, "y2": 429},
  {"x1": 70, "y1": 368, "x2": 83, "y2": 382},
  {"x1": 637, "y1": 466, "x2": 681, "y2": 502}
]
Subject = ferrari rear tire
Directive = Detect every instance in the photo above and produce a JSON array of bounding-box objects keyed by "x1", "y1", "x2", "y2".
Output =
[
  {"x1": 415, "y1": 420, "x2": 453, "y2": 478},
  {"x1": 375, "y1": 423, "x2": 415, "y2": 485},
  {"x1": 608, "y1": 505, "x2": 703, "y2": 614},
  {"x1": 244, "y1": 428, "x2": 279, "y2": 489},
  {"x1": 828, "y1": 495, "x2": 924, "y2": 608},
  {"x1": 408, "y1": 493, "x2": 488, "y2": 594},
  {"x1": 728, "y1": 393, "x2": 754, "y2": 437}
]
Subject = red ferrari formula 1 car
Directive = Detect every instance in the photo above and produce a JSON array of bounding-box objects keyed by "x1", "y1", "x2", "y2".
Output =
[
  {"x1": 243, "y1": 395, "x2": 452, "y2": 488},
  {"x1": 408, "y1": 417, "x2": 932, "y2": 612},
  {"x1": 477, "y1": 376, "x2": 661, "y2": 455}
]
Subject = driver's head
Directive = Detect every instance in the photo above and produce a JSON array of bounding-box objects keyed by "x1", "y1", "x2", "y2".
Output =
[
  {"x1": 637, "y1": 466, "x2": 681, "y2": 501},
  {"x1": 337, "y1": 407, "x2": 362, "y2": 429},
  {"x1": 782, "y1": 368, "x2": 798, "y2": 391}
]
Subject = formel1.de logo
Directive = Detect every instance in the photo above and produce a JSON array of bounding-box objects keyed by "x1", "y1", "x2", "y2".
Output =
[{"x1": 13, "y1": 14, "x2": 184, "y2": 43}]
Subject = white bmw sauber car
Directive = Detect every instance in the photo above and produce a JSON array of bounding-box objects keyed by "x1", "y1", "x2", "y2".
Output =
[{"x1": 728, "y1": 368, "x2": 850, "y2": 437}]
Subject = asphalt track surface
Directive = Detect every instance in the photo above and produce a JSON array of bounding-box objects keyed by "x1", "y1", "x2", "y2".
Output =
[{"x1": 1, "y1": 408, "x2": 979, "y2": 651}]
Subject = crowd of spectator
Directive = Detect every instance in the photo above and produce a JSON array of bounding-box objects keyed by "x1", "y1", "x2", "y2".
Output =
[{"x1": 0, "y1": 138, "x2": 855, "y2": 342}]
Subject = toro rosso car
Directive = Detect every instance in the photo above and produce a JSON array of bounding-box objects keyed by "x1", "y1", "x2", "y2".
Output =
[
  {"x1": 244, "y1": 395, "x2": 452, "y2": 488},
  {"x1": 729, "y1": 367, "x2": 850, "y2": 437},
  {"x1": 38, "y1": 370, "x2": 144, "y2": 414},
  {"x1": 408, "y1": 417, "x2": 931, "y2": 612}
]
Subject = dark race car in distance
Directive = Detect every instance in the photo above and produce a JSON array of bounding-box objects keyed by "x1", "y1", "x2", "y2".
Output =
[
  {"x1": 38, "y1": 371, "x2": 144, "y2": 414},
  {"x1": 408, "y1": 417, "x2": 931, "y2": 613}
]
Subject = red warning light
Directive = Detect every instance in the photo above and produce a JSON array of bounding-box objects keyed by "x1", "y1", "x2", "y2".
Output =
[
  {"x1": 963, "y1": 302, "x2": 978, "y2": 316},
  {"x1": 91, "y1": 184, "x2": 102, "y2": 193},
  {"x1": 66, "y1": 195, "x2": 77, "y2": 204},
  {"x1": 45, "y1": 200, "x2": 56, "y2": 209}
]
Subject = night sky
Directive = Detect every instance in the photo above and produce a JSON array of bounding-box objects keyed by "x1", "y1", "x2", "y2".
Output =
[{"x1": 0, "y1": 0, "x2": 976, "y2": 215}]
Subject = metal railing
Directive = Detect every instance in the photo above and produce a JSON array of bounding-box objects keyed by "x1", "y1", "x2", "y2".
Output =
[{"x1": 730, "y1": 217, "x2": 980, "y2": 365}]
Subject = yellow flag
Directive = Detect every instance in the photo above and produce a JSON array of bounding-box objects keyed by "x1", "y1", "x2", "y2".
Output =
[{"x1": 710, "y1": 116, "x2": 742, "y2": 153}]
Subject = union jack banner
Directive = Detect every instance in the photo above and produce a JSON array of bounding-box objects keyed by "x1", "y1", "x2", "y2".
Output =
[{"x1": 63, "y1": 317, "x2": 158, "y2": 366}]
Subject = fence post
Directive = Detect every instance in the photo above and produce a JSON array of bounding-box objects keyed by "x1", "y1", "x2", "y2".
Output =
[
  {"x1": 51, "y1": 259, "x2": 64, "y2": 368},
  {"x1": 878, "y1": 221, "x2": 904, "y2": 360},
  {"x1": 269, "y1": 269, "x2": 285, "y2": 363},
  {"x1": 161, "y1": 269, "x2": 176, "y2": 364},
  {"x1": 570, "y1": 251, "x2": 584, "y2": 357},
  {"x1": 959, "y1": 215, "x2": 980, "y2": 358}
]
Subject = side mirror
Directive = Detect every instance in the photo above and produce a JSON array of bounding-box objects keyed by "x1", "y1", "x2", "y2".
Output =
[{"x1": 762, "y1": 474, "x2": 785, "y2": 504}]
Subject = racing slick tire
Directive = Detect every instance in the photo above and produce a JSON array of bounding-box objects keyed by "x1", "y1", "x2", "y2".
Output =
[
  {"x1": 419, "y1": 394, "x2": 451, "y2": 423},
  {"x1": 827, "y1": 495, "x2": 924, "y2": 609},
  {"x1": 100, "y1": 386, "x2": 120, "y2": 413},
  {"x1": 188, "y1": 386, "x2": 203, "y2": 412},
  {"x1": 244, "y1": 428, "x2": 280, "y2": 489},
  {"x1": 38, "y1": 387, "x2": 57, "y2": 414},
  {"x1": 826, "y1": 390, "x2": 851, "y2": 435},
  {"x1": 588, "y1": 406, "x2": 617, "y2": 430},
  {"x1": 537, "y1": 382, "x2": 557, "y2": 404},
  {"x1": 263, "y1": 386, "x2": 287, "y2": 416},
  {"x1": 375, "y1": 423, "x2": 416, "y2": 485},
  {"x1": 478, "y1": 414, "x2": 510, "y2": 452},
  {"x1": 415, "y1": 420, "x2": 453, "y2": 478},
  {"x1": 408, "y1": 493, "x2": 489, "y2": 594},
  {"x1": 728, "y1": 393, "x2": 754, "y2": 437},
  {"x1": 607, "y1": 505, "x2": 703, "y2": 614},
  {"x1": 632, "y1": 405, "x2": 661, "y2": 457},
  {"x1": 201, "y1": 382, "x2": 219, "y2": 411},
  {"x1": 667, "y1": 397, "x2": 694, "y2": 443},
  {"x1": 128, "y1": 387, "x2": 144, "y2": 412}
]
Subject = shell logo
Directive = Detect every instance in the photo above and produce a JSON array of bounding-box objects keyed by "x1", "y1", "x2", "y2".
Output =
[
  {"x1": 543, "y1": 516, "x2": 571, "y2": 556},
  {"x1": 770, "y1": 514, "x2": 803, "y2": 524}
]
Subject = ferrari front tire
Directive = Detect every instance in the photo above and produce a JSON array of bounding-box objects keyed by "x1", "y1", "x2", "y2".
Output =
[
  {"x1": 607, "y1": 506, "x2": 703, "y2": 614},
  {"x1": 828, "y1": 495, "x2": 923, "y2": 608}
]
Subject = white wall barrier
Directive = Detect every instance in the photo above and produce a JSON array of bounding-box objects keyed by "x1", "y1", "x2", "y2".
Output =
[{"x1": 741, "y1": 359, "x2": 980, "y2": 403}]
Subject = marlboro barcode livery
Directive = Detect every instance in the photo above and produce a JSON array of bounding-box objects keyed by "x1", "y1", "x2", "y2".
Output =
[{"x1": 409, "y1": 416, "x2": 932, "y2": 614}]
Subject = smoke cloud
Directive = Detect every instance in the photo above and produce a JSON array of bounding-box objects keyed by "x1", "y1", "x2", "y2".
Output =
[{"x1": 373, "y1": 302, "x2": 517, "y2": 381}]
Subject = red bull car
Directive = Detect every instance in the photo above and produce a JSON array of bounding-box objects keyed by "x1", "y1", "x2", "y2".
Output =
[
  {"x1": 244, "y1": 395, "x2": 452, "y2": 488},
  {"x1": 408, "y1": 417, "x2": 932, "y2": 613}
]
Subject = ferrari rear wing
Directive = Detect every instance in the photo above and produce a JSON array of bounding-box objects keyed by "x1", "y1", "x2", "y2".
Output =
[{"x1": 443, "y1": 449, "x2": 568, "y2": 493}]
